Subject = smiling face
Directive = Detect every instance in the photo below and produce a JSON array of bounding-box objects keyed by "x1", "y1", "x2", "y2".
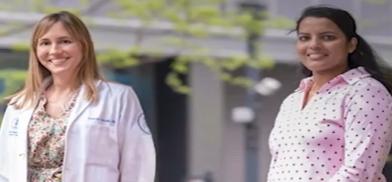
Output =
[
  {"x1": 36, "y1": 22, "x2": 83, "y2": 78},
  {"x1": 296, "y1": 17, "x2": 357, "y2": 77}
]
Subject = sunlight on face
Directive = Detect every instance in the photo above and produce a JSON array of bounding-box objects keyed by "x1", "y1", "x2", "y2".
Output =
[
  {"x1": 36, "y1": 22, "x2": 83, "y2": 79},
  {"x1": 296, "y1": 17, "x2": 357, "y2": 77}
]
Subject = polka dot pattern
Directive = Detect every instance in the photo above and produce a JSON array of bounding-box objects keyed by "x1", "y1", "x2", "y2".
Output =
[{"x1": 267, "y1": 67, "x2": 392, "y2": 182}]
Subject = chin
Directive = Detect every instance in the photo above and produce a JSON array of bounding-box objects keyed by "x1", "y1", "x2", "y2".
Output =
[
  {"x1": 49, "y1": 69, "x2": 70, "y2": 75},
  {"x1": 303, "y1": 63, "x2": 326, "y2": 71}
]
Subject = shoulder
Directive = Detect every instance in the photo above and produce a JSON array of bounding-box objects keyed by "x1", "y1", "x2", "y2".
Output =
[
  {"x1": 343, "y1": 67, "x2": 388, "y2": 93},
  {"x1": 96, "y1": 80, "x2": 139, "y2": 100},
  {"x1": 98, "y1": 81, "x2": 135, "y2": 93},
  {"x1": 345, "y1": 77, "x2": 392, "y2": 108},
  {"x1": 1, "y1": 99, "x2": 31, "y2": 124},
  {"x1": 284, "y1": 88, "x2": 302, "y2": 103},
  {"x1": 351, "y1": 77, "x2": 391, "y2": 97},
  {"x1": 6, "y1": 95, "x2": 32, "y2": 112}
]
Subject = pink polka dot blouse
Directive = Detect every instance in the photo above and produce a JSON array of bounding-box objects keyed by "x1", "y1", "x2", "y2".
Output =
[{"x1": 268, "y1": 67, "x2": 392, "y2": 182}]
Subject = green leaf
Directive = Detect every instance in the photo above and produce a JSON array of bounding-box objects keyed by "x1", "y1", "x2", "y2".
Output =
[
  {"x1": 219, "y1": 72, "x2": 232, "y2": 81},
  {"x1": 0, "y1": 69, "x2": 27, "y2": 99},
  {"x1": 190, "y1": 6, "x2": 220, "y2": 21},
  {"x1": 146, "y1": 0, "x2": 165, "y2": 12},
  {"x1": 247, "y1": 55, "x2": 275, "y2": 69},
  {"x1": 165, "y1": 72, "x2": 190, "y2": 94},
  {"x1": 171, "y1": 61, "x2": 189, "y2": 73},
  {"x1": 231, "y1": 76, "x2": 253, "y2": 88},
  {"x1": 97, "y1": 49, "x2": 140, "y2": 68},
  {"x1": 201, "y1": 58, "x2": 220, "y2": 71},
  {"x1": 265, "y1": 17, "x2": 295, "y2": 29},
  {"x1": 188, "y1": 24, "x2": 208, "y2": 37},
  {"x1": 221, "y1": 56, "x2": 247, "y2": 71},
  {"x1": 10, "y1": 43, "x2": 29, "y2": 52},
  {"x1": 206, "y1": 17, "x2": 232, "y2": 27},
  {"x1": 163, "y1": 9, "x2": 183, "y2": 22}
]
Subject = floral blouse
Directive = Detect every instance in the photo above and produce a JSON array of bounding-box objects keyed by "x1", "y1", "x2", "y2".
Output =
[{"x1": 27, "y1": 92, "x2": 78, "y2": 182}]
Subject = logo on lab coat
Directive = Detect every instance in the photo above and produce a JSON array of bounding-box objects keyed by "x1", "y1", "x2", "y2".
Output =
[
  {"x1": 8, "y1": 118, "x2": 19, "y2": 136},
  {"x1": 88, "y1": 117, "x2": 115, "y2": 126},
  {"x1": 137, "y1": 113, "x2": 151, "y2": 135}
]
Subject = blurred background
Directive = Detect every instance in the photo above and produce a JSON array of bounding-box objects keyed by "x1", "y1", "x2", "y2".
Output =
[{"x1": 0, "y1": 0, "x2": 391, "y2": 182}]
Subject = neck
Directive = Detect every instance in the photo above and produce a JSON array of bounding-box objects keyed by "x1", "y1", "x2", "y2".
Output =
[
  {"x1": 310, "y1": 67, "x2": 348, "y2": 91},
  {"x1": 310, "y1": 74, "x2": 332, "y2": 91},
  {"x1": 50, "y1": 75, "x2": 80, "y2": 94},
  {"x1": 46, "y1": 81, "x2": 80, "y2": 105}
]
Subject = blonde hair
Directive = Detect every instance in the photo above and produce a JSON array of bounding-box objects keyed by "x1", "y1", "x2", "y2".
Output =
[{"x1": 10, "y1": 11, "x2": 103, "y2": 109}]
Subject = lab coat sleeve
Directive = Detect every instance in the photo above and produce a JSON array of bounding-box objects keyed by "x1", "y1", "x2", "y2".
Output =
[
  {"x1": 0, "y1": 106, "x2": 12, "y2": 182},
  {"x1": 118, "y1": 87, "x2": 156, "y2": 182}
]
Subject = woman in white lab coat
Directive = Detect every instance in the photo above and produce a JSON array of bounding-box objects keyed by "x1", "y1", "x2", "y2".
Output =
[{"x1": 0, "y1": 11, "x2": 155, "y2": 182}]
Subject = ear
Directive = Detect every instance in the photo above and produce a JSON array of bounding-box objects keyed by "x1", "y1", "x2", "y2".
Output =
[{"x1": 348, "y1": 37, "x2": 358, "y2": 53}]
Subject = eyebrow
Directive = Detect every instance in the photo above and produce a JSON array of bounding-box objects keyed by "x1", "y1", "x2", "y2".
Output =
[
  {"x1": 319, "y1": 31, "x2": 338, "y2": 35},
  {"x1": 38, "y1": 36, "x2": 73, "y2": 41},
  {"x1": 297, "y1": 31, "x2": 338, "y2": 35}
]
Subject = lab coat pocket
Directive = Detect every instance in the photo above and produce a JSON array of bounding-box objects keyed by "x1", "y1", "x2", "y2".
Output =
[
  {"x1": 85, "y1": 164, "x2": 119, "y2": 182},
  {"x1": 83, "y1": 122, "x2": 119, "y2": 166}
]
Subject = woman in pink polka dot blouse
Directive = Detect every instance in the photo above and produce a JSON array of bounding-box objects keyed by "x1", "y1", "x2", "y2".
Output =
[{"x1": 267, "y1": 6, "x2": 392, "y2": 182}]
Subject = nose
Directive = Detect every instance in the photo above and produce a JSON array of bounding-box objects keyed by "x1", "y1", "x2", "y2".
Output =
[
  {"x1": 309, "y1": 38, "x2": 321, "y2": 50},
  {"x1": 49, "y1": 44, "x2": 62, "y2": 55}
]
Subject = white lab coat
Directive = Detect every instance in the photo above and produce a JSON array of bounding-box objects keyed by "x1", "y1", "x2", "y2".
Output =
[{"x1": 0, "y1": 80, "x2": 156, "y2": 182}]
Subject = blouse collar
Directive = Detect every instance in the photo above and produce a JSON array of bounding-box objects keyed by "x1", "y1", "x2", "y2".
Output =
[{"x1": 296, "y1": 66, "x2": 370, "y2": 92}]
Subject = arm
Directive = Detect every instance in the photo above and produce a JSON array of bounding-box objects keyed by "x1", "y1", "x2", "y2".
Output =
[
  {"x1": 328, "y1": 85, "x2": 392, "y2": 181},
  {"x1": 118, "y1": 88, "x2": 156, "y2": 182}
]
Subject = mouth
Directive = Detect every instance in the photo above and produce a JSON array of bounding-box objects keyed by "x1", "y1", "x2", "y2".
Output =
[
  {"x1": 307, "y1": 53, "x2": 327, "y2": 60},
  {"x1": 49, "y1": 57, "x2": 70, "y2": 64}
]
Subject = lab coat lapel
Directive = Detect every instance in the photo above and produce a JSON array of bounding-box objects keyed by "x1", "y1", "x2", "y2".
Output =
[
  {"x1": 18, "y1": 108, "x2": 34, "y2": 137},
  {"x1": 17, "y1": 107, "x2": 34, "y2": 149},
  {"x1": 13, "y1": 107, "x2": 34, "y2": 182},
  {"x1": 66, "y1": 81, "x2": 101, "y2": 126},
  {"x1": 67, "y1": 85, "x2": 90, "y2": 126}
]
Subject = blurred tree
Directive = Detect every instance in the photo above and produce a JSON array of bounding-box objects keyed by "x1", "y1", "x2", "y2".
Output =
[
  {"x1": 0, "y1": 69, "x2": 26, "y2": 98},
  {"x1": 106, "y1": 0, "x2": 295, "y2": 93},
  {"x1": 0, "y1": 0, "x2": 294, "y2": 97},
  {"x1": 0, "y1": 0, "x2": 390, "y2": 176}
]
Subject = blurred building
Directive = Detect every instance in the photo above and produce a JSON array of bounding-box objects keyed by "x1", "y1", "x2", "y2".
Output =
[{"x1": 0, "y1": 0, "x2": 391, "y2": 182}]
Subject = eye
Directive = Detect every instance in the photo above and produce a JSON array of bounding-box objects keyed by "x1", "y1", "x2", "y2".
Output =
[
  {"x1": 321, "y1": 35, "x2": 336, "y2": 41},
  {"x1": 297, "y1": 35, "x2": 310, "y2": 42},
  {"x1": 61, "y1": 39, "x2": 72, "y2": 44},
  {"x1": 38, "y1": 41, "x2": 50, "y2": 46}
]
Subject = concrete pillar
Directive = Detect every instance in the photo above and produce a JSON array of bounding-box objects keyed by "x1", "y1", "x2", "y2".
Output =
[{"x1": 188, "y1": 63, "x2": 246, "y2": 182}]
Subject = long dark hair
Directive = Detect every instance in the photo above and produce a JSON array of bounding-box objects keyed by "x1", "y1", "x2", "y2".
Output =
[{"x1": 296, "y1": 6, "x2": 392, "y2": 94}]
